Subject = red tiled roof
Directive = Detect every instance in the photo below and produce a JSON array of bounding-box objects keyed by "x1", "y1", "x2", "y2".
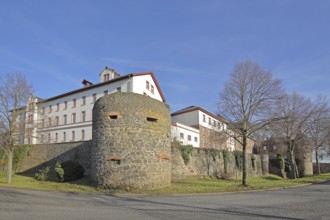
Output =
[{"x1": 38, "y1": 72, "x2": 166, "y2": 104}]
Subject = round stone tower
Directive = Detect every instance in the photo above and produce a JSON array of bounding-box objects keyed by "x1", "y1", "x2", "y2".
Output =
[{"x1": 91, "y1": 92, "x2": 171, "y2": 190}]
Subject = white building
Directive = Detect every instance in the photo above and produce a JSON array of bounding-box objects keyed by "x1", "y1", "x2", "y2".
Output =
[
  {"x1": 171, "y1": 122, "x2": 200, "y2": 148},
  {"x1": 171, "y1": 106, "x2": 235, "y2": 151},
  {"x1": 17, "y1": 67, "x2": 166, "y2": 145}
]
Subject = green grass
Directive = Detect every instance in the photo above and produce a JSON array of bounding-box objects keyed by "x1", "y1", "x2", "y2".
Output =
[{"x1": 1, "y1": 171, "x2": 330, "y2": 195}]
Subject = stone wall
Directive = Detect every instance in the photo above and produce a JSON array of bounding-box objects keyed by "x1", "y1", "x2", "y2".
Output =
[
  {"x1": 313, "y1": 163, "x2": 330, "y2": 174},
  {"x1": 91, "y1": 92, "x2": 171, "y2": 190},
  {"x1": 17, "y1": 141, "x2": 91, "y2": 175},
  {"x1": 171, "y1": 147, "x2": 267, "y2": 179}
]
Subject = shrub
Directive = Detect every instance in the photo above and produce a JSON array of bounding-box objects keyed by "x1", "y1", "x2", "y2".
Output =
[
  {"x1": 234, "y1": 151, "x2": 243, "y2": 170},
  {"x1": 179, "y1": 144, "x2": 193, "y2": 165},
  {"x1": 55, "y1": 162, "x2": 64, "y2": 182},
  {"x1": 251, "y1": 154, "x2": 256, "y2": 170},
  {"x1": 222, "y1": 150, "x2": 229, "y2": 174},
  {"x1": 55, "y1": 160, "x2": 84, "y2": 182},
  {"x1": 13, "y1": 145, "x2": 30, "y2": 171},
  {"x1": 35, "y1": 166, "x2": 50, "y2": 181}
]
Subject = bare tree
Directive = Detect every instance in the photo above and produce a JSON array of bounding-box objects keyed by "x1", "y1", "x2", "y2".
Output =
[
  {"x1": 218, "y1": 60, "x2": 283, "y2": 186},
  {"x1": 307, "y1": 96, "x2": 330, "y2": 175},
  {"x1": 271, "y1": 93, "x2": 324, "y2": 178},
  {"x1": 0, "y1": 73, "x2": 32, "y2": 184}
]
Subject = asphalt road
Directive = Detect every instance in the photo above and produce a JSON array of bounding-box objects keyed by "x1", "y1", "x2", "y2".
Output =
[{"x1": 1, "y1": 181, "x2": 330, "y2": 220}]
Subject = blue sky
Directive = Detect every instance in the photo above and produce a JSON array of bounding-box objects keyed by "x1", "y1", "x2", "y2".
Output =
[{"x1": 1, "y1": 1, "x2": 330, "y2": 113}]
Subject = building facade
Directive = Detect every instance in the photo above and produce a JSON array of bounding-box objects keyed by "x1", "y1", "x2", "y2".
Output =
[
  {"x1": 171, "y1": 122, "x2": 200, "y2": 147},
  {"x1": 171, "y1": 106, "x2": 235, "y2": 151},
  {"x1": 17, "y1": 67, "x2": 165, "y2": 145}
]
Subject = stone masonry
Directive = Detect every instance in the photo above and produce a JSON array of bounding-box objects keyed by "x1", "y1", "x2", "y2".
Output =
[{"x1": 91, "y1": 92, "x2": 171, "y2": 189}]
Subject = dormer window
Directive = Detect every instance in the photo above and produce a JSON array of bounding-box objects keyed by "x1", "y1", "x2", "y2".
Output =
[
  {"x1": 100, "y1": 66, "x2": 120, "y2": 83},
  {"x1": 103, "y1": 74, "x2": 110, "y2": 82}
]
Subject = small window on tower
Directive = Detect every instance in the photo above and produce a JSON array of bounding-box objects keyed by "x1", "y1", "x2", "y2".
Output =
[{"x1": 147, "y1": 117, "x2": 158, "y2": 122}]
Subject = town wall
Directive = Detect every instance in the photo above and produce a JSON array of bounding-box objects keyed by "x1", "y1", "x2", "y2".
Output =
[
  {"x1": 171, "y1": 147, "x2": 266, "y2": 179},
  {"x1": 12, "y1": 92, "x2": 269, "y2": 189},
  {"x1": 15, "y1": 141, "x2": 91, "y2": 174}
]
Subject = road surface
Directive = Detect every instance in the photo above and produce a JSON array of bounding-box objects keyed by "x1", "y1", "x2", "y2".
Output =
[{"x1": 1, "y1": 181, "x2": 330, "y2": 220}]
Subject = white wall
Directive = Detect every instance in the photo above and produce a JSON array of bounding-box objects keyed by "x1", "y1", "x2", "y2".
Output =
[
  {"x1": 198, "y1": 110, "x2": 226, "y2": 131},
  {"x1": 131, "y1": 75, "x2": 163, "y2": 102},
  {"x1": 171, "y1": 122, "x2": 200, "y2": 147},
  {"x1": 171, "y1": 110, "x2": 199, "y2": 127}
]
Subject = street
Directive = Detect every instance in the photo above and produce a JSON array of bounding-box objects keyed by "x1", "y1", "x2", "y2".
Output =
[{"x1": 1, "y1": 181, "x2": 330, "y2": 220}]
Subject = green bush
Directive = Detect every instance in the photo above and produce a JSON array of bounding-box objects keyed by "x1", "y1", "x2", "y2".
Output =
[
  {"x1": 179, "y1": 145, "x2": 193, "y2": 165},
  {"x1": 251, "y1": 154, "x2": 256, "y2": 170},
  {"x1": 35, "y1": 166, "x2": 50, "y2": 181},
  {"x1": 55, "y1": 162, "x2": 64, "y2": 182},
  {"x1": 234, "y1": 151, "x2": 243, "y2": 170},
  {"x1": 222, "y1": 150, "x2": 229, "y2": 174},
  {"x1": 13, "y1": 145, "x2": 30, "y2": 171},
  {"x1": 55, "y1": 160, "x2": 84, "y2": 182}
]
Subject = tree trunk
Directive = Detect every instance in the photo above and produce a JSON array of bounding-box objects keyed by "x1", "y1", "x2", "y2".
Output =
[
  {"x1": 315, "y1": 147, "x2": 321, "y2": 175},
  {"x1": 6, "y1": 150, "x2": 13, "y2": 184},
  {"x1": 289, "y1": 150, "x2": 299, "y2": 179},
  {"x1": 242, "y1": 134, "x2": 247, "y2": 186}
]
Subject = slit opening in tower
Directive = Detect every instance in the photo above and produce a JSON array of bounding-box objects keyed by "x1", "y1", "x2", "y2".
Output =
[
  {"x1": 147, "y1": 117, "x2": 158, "y2": 122},
  {"x1": 109, "y1": 115, "x2": 118, "y2": 119}
]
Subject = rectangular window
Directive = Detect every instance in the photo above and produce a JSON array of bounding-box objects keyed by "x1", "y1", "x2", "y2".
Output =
[
  {"x1": 28, "y1": 115, "x2": 33, "y2": 123},
  {"x1": 151, "y1": 85, "x2": 154, "y2": 94},
  {"x1": 63, "y1": 114, "x2": 67, "y2": 125},
  {"x1": 81, "y1": 130, "x2": 85, "y2": 140},
  {"x1": 82, "y1": 96, "x2": 86, "y2": 105},
  {"x1": 116, "y1": 87, "x2": 121, "y2": 92},
  {"x1": 72, "y1": 131, "x2": 75, "y2": 141},
  {"x1": 203, "y1": 114, "x2": 206, "y2": 122},
  {"x1": 208, "y1": 117, "x2": 211, "y2": 125},
  {"x1": 104, "y1": 73, "x2": 110, "y2": 82},
  {"x1": 48, "y1": 118, "x2": 51, "y2": 127},
  {"x1": 28, "y1": 103, "x2": 33, "y2": 111},
  {"x1": 72, "y1": 99, "x2": 76, "y2": 108},
  {"x1": 41, "y1": 119, "x2": 45, "y2": 128},
  {"x1": 194, "y1": 137, "x2": 198, "y2": 142},
  {"x1": 213, "y1": 120, "x2": 216, "y2": 127},
  {"x1": 64, "y1": 101, "x2": 67, "y2": 110},
  {"x1": 180, "y1": 132, "x2": 184, "y2": 139},
  {"x1": 146, "y1": 81, "x2": 150, "y2": 90},
  {"x1": 188, "y1": 135, "x2": 191, "y2": 141},
  {"x1": 81, "y1": 111, "x2": 86, "y2": 122},
  {"x1": 55, "y1": 133, "x2": 58, "y2": 142},
  {"x1": 56, "y1": 103, "x2": 60, "y2": 111},
  {"x1": 63, "y1": 132, "x2": 66, "y2": 142},
  {"x1": 49, "y1": 105, "x2": 52, "y2": 113},
  {"x1": 92, "y1": 93, "x2": 97, "y2": 103},
  {"x1": 55, "y1": 116, "x2": 59, "y2": 126},
  {"x1": 42, "y1": 107, "x2": 45, "y2": 115},
  {"x1": 72, "y1": 113, "x2": 76, "y2": 124},
  {"x1": 48, "y1": 133, "x2": 51, "y2": 142}
]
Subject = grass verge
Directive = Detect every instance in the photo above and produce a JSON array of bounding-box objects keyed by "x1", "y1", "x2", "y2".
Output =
[{"x1": 1, "y1": 172, "x2": 330, "y2": 194}]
